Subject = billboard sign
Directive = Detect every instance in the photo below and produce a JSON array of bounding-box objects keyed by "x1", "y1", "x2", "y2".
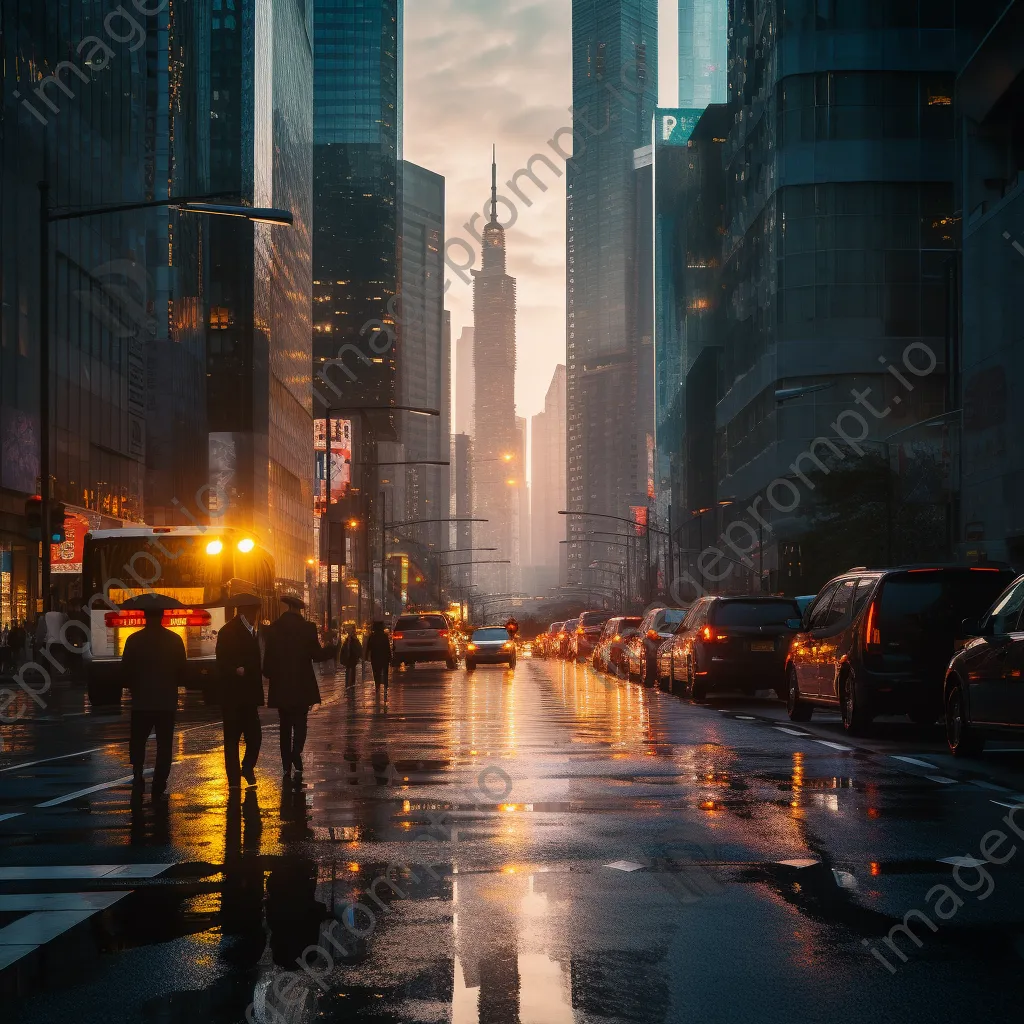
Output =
[
  {"x1": 655, "y1": 108, "x2": 704, "y2": 147},
  {"x1": 314, "y1": 418, "x2": 352, "y2": 515}
]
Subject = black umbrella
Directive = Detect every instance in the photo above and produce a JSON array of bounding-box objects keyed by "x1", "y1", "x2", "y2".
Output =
[{"x1": 120, "y1": 593, "x2": 186, "y2": 611}]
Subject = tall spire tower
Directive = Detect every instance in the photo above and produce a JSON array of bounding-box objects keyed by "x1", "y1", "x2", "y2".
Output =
[{"x1": 472, "y1": 147, "x2": 519, "y2": 596}]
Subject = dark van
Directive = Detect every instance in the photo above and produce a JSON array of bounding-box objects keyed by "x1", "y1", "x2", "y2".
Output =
[{"x1": 785, "y1": 566, "x2": 1014, "y2": 734}]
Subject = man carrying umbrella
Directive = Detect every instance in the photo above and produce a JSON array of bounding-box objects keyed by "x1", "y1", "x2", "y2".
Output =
[
  {"x1": 120, "y1": 594, "x2": 187, "y2": 804},
  {"x1": 216, "y1": 593, "x2": 265, "y2": 788},
  {"x1": 262, "y1": 594, "x2": 337, "y2": 777}
]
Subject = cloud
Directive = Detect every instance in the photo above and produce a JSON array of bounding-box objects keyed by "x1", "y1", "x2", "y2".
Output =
[{"x1": 404, "y1": 0, "x2": 571, "y2": 421}]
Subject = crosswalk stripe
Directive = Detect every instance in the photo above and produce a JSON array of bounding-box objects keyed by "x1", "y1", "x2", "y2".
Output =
[
  {"x1": 35, "y1": 771, "x2": 149, "y2": 808},
  {"x1": 0, "y1": 863, "x2": 170, "y2": 880}
]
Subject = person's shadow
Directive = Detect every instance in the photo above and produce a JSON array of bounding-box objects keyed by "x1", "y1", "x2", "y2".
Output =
[
  {"x1": 265, "y1": 858, "x2": 327, "y2": 970},
  {"x1": 220, "y1": 789, "x2": 265, "y2": 970}
]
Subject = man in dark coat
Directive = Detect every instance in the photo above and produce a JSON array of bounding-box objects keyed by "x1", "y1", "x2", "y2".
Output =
[
  {"x1": 121, "y1": 601, "x2": 187, "y2": 803},
  {"x1": 216, "y1": 593, "x2": 265, "y2": 788},
  {"x1": 263, "y1": 594, "x2": 336, "y2": 776},
  {"x1": 363, "y1": 621, "x2": 392, "y2": 689},
  {"x1": 339, "y1": 624, "x2": 361, "y2": 688}
]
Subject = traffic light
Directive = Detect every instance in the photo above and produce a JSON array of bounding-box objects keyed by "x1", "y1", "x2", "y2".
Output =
[
  {"x1": 24, "y1": 495, "x2": 41, "y2": 541},
  {"x1": 51, "y1": 503, "x2": 66, "y2": 544}
]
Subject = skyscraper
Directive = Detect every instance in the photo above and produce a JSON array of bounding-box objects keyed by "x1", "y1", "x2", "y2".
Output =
[
  {"x1": 566, "y1": 0, "x2": 658, "y2": 583},
  {"x1": 454, "y1": 327, "x2": 475, "y2": 436},
  {"x1": 531, "y1": 364, "x2": 567, "y2": 578},
  {"x1": 206, "y1": 0, "x2": 314, "y2": 591},
  {"x1": 472, "y1": 150, "x2": 518, "y2": 596},
  {"x1": 678, "y1": 0, "x2": 727, "y2": 107},
  {"x1": 398, "y1": 161, "x2": 448, "y2": 555}
]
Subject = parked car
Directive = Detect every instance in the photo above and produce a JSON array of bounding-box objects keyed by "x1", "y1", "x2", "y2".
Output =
[
  {"x1": 593, "y1": 616, "x2": 643, "y2": 673},
  {"x1": 944, "y1": 572, "x2": 1024, "y2": 756},
  {"x1": 558, "y1": 618, "x2": 579, "y2": 659},
  {"x1": 785, "y1": 565, "x2": 1014, "y2": 734},
  {"x1": 465, "y1": 625, "x2": 517, "y2": 671},
  {"x1": 659, "y1": 596, "x2": 801, "y2": 699},
  {"x1": 391, "y1": 612, "x2": 458, "y2": 669},
  {"x1": 571, "y1": 610, "x2": 615, "y2": 662},
  {"x1": 623, "y1": 606, "x2": 688, "y2": 684}
]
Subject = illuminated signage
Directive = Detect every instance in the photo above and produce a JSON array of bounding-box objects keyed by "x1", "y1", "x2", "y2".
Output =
[{"x1": 655, "y1": 108, "x2": 704, "y2": 147}]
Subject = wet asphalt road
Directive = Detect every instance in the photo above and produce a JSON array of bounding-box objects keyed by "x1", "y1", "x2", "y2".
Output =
[{"x1": 2, "y1": 656, "x2": 1024, "y2": 1023}]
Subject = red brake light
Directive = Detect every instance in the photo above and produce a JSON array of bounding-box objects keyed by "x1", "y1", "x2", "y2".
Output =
[
  {"x1": 864, "y1": 600, "x2": 880, "y2": 649},
  {"x1": 700, "y1": 625, "x2": 728, "y2": 643},
  {"x1": 970, "y1": 567, "x2": 1000, "y2": 572},
  {"x1": 438, "y1": 629, "x2": 448, "y2": 637},
  {"x1": 393, "y1": 631, "x2": 404, "y2": 639}
]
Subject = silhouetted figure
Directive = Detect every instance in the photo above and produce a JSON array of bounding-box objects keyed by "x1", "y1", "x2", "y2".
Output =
[
  {"x1": 216, "y1": 593, "x2": 265, "y2": 788},
  {"x1": 339, "y1": 624, "x2": 361, "y2": 689},
  {"x1": 266, "y1": 859, "x2": 326, "y2": 969},
  {"x1": 220, "y1": 788, "x2": 264, "y2": 969},
  {"x1": 263, "y1": 594, "x2": 337, "y2": 777},
  {"x1": 121, "y1": 597, "x2": 187, "y2": 803},
  {"x1": 363, "y1": 621, "x2": 392, "y2": 690}
]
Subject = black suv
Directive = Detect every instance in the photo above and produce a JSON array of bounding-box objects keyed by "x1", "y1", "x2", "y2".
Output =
[{"x1": 785, "y1": 566, "x2": 1014, "y2": 733}]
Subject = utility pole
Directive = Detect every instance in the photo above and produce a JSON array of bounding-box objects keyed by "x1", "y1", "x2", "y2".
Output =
[{"x1": 380, "y1": 489, "x2": 387, "y2": 619}]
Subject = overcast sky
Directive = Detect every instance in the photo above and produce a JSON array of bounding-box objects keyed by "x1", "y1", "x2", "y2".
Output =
[{"x1": 404, "y1": 0, "x2": 678, "y2": 423}]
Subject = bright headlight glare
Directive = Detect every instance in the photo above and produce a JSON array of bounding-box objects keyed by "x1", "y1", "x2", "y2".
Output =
[
  {"x1": 205, "y1": 539, "x2": 223, "y2": 555},
  {"x1": 237, "y1": 537, "x2": 255, "y2": 553}
]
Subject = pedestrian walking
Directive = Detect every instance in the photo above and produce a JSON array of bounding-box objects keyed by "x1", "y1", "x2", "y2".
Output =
[
  {"x1": 263, "y1": 594, "x2": 337, "y2": 778},
  {"x1": 363, "y1": 621, "x2": 392, "y2": 690},
  {"x1": 120, "y1": 595, "x2": 187, "y2": 804},
  {"x1": 339, "y1": 624, "x2": 361, "y2": 689},
  {"x1": 215, "y1": 593, "x2": 265, "y2": 789}
]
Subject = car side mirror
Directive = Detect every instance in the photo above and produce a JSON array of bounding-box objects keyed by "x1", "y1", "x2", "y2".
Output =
[
  {"x1": 785, "y1": 618, "x2": 802, "y2": 630},
  {"x1": 646, "y1": 629, "x2": 659, "y2": 641}
]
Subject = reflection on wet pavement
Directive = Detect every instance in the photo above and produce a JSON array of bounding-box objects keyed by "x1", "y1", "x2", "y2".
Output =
[{"x1": 2, "y1": 660, "x2": 1024, "y2": 1021}]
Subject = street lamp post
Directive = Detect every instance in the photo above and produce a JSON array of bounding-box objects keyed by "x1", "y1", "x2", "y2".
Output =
[{"x1": 37, "y1": 187, "x2": 293, "y2": 611}]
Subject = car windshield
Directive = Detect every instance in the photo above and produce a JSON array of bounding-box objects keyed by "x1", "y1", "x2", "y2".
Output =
[
  {"x1": 878, "y1": 570, "x2": 1014, "y2": 635},
  {"x1": 564, "y1": 619, "x2": 579, "y2": 630},
  {"x1": 472, "y1": 627, "x2": 510, "y2": 642},
  {"x1": 394, "y1": 615, "x2": 447, "y2": 630},
  {"x1": 711, "y1": 600, "x2": 799, "y2": 626},
  {"x1": 654, "y1": 609, "x2": 686, "y2": 629},
  {"x1": 580, "y1": 611, "x2": 612, "y2": 627}
]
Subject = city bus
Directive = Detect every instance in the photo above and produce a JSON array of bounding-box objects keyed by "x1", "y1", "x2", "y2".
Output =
[{"x1": 81, "y1": 526, "x2": 276, "y2": 699}]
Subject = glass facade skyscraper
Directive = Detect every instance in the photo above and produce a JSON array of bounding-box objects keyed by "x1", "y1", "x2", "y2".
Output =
[
  {"x1": 207, "y1": 0, "x2": 314, "y2": 590},
  {"x1": 678, "y1": 0, "x2": 727, "y2": 107},
  {"x1": 566, "y1": 0, "x2": 658, "y2": 583}
]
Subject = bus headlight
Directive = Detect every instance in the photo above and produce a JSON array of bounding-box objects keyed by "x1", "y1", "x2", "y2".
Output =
[
  {"x1": 237, "y1": 538, "x2": 255, "y2": 553},
  {"x1": 205, "y1": 539, "x2": 223, "y2": 555}
]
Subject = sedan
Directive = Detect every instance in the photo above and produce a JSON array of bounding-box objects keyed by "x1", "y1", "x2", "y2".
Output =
[
  {"x1": 465, "y1": 626, "x2": 517, "y2": 671},
  {"x1": 664, "y1": 596, "x2": 801, "y2": 700},
  {"x1": 623, "y1": 606, "x2": 688, "y2": 685},
  {"x1": 944, "y1": 572, "x2": 1024, "y2": 756},
  {"x1": 593, "y1": 616, "x2": 642, "y2": 673}
]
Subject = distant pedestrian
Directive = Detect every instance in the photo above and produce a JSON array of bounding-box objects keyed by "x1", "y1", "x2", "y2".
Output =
[
  {"x1": 339, "y1": 624, "x2": 361, "y2": 688},
  {"x1": 263, "y1": 594, "x2": 337, "y2": 777},
  {"x1": 363, "y1": 621, "x2": 392, "y2": 689},
  {"x1": 216, "y1": 593, "x2": 265, "y2": 789},
  {"x1": 120, "y1": 596, "x2": 187, "y2": 804}
]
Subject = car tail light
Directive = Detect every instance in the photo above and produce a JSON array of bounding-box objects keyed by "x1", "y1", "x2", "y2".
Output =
[
  {"x1": 864, "y1": 601, "x2": 881, "y2": 650},
  {"x1": 467, "y1": 642, "x2": 477, "y2": 651},
  {"x1": 392, "y1": 631, "x2": 404, "y2": 639},
  {"x1": 503, "y1": 641, "x2": 514, "y2": 649},
  {"x1": 104, "y1": 608, "x2": 211, "y2": 628},
  {"x1": 700, "y1": 625, "x2": 728, "y2": 643},
  {"x1": 969, "y1": 567, "x2": 1001, "y2": 572},
  {"x1": 438, "y1": 630, "x2": 448, "y2": 637}
]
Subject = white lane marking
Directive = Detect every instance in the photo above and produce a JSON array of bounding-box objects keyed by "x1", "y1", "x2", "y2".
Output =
[
  {"x1": 778, "y1": 858, "x2": 819, "y2": 868},
  {"x1": 735, "y1": 715, "x2": 756, "y2": 720},
  {"x1": 926, "y1": 775, "x2": 958, "y2": 785},
  {"x1": 937, "y1": 856, "x2": 987, "y2": 868},
  {"x1": 0, "y1": 746, "x2": 108, "y2": 774},
  {"x1": 0, "y1": 945, "x2": 38, "y2": 971},
  {"x1": 891, "y1": 755, "x2": 940, "y2": 770},
  {"x1": 0, "y1": 863, "x2": 170, "y2": 880},
  {"x1": 35, "y1": 771, "x2": 149, "y2": 808},
  {"x1": 604, "y1": 860, "x2": 644, "y2": 872},
  {"x1": 0, "y1": 909, "x2": 96, "y2": 946},
  {"x1": 970, "y1": 780, "x2": 1011, "y2": 792},
  {"x1": 775, "y1": 727, "x2": 809, "y2": 736},
  {"x1": 0, "y1": 892, "x2": 127, "y2": 912},
  {"x1": 990, "y1": 797, "x2": 1024, "y2": 810},
  {"x1": 0, "y1": 813, "x2": 24, "y2": 823},
  {"x1": 814, "y1": 740, "x2": 852, "y2": 751}
]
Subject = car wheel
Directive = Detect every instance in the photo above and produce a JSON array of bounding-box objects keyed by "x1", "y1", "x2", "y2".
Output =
[
  {"x1": 786, "y1": 667, "x2": 812, "y2": 722},
  {"x1": 946, "y1": 680, "x2": 984, "y2": 757},
  {"x1": 466, "y1": 661, "x2": 476, "y2": 672},
  {"x1": 446, "y1": 658, "x2": 457, "y2": 670},
  {"x1": 691, "y1": 674, "x2": 708, "y2": 702},
  {"x1": 839, "y1": 672, "x2": 872, "y2": 735}
]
